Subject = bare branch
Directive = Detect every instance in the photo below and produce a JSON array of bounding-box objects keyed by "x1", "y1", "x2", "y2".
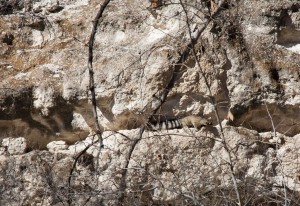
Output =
[
  {"x1": 68, "y1": 1, "x2": 112, "y2": 205},
  {"x1": 117, "y1": 126, "x2": 145, "y2": 205},
  {"x1": 178, "y1": 0, "x2": 242, "y2": 205},
  {"x1": 87, "y1": 0, "x2": 112, "y2": 149}
]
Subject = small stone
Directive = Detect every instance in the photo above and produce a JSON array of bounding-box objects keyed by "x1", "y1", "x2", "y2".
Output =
[
  {"x1": 47, "y1": 141, "x2": 68, "y2": 152},
  {"x1": 2, "y1": 137, "x2": 28, "y2": 155},
  {"x1": 0, "y1": 147, "x2": 6, "y2": 155}
]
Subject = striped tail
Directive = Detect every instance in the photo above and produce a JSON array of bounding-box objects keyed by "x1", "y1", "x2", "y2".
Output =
[{"x1": 149, "y1": 119, "x2": 182, "y2": 130}]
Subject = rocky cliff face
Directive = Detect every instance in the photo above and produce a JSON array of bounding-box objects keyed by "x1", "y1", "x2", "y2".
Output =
[{"x1": 1, "y1": 0, "x2": 300, "y2": 205}]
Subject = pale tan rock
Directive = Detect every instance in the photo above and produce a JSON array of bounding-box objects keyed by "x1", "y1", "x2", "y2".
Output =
[
  {"x1": 2, "y1": 137, "x2": 28, "y2": 155},
  {"x1": 0, "y1": 0, "x2": 300, "y2": 204},
  {"x1": 47, "y1": 140, "x2": 68, "y2": 152}
]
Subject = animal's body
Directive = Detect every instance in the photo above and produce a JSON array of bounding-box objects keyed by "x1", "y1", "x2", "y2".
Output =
[
  {"x1": 107, "y1": 111, "x2": 212, "y2": 131},
  {"x1": 149, "y1": 115, "x2": 212, "y2": 130}
]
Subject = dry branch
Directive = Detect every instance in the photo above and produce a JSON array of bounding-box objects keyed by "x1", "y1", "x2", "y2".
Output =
[
  {"x1": 151, "y1": 0, "x2": 226, "y2": 116},
  {"x1": 68, "y1": 0, "x2": 111, "y2": 205},
  {"x1": 179, "y1": 0, "x2": 242, "y2": 205},
  {"x1": 117, "y1": 126, "x2": 145, "y2": 205},
  {"x1": 118, "y1": 1, "x2": 230, "y2": 205},
  {"x1": 87, "y1": 0, "x2": 112, "y2": 148}
]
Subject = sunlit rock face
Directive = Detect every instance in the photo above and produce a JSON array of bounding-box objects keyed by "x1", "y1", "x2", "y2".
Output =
[{"x1": 1, "y1": 0, "x2": 300, "y2": 205}]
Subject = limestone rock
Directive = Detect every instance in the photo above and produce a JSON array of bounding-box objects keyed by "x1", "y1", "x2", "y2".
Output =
[
  {"x1": 47, "y1": 140, "x2": 68, "y2": 152},
  {"x1": 1, "y1": 0, "x2": 300, "y2": 205},
  {"x1": 2, "y1": 137, "x2": 28, "y2": 155}
]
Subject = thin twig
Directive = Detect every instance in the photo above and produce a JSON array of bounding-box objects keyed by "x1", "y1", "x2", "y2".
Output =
[
  {"x1": 67, "y1": 135, "x2": 100, "y2": 205},
  {"x1": 178, "y1": 0, "x2": 242, "y2": 205},
  {"x1": 87, "y1": 0, "x2": 112, "y2": 149},
  {"x1": 264, "y1": 100, "x2": 288, "y2": 206},
  {"x1": 117, "y1": 126, "x2": 145, "y2": 205},
  {"x1": 67, "y1": 1, "x2": 111, "y2": 205}
]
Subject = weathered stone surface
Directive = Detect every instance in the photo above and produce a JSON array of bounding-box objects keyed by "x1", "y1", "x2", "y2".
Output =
[
  {"x1": 47, "y1": 140, "x2": 68, "y2": 152},
  {"x1": 2, "y1": 137, "x2": 28, "y2": 155},
  {"x1": 1, "y1": 0, "x2": 300, "y2": 205},
  {"x1": 0, "y1": 125, "x2": 298, "y2": 205},
  {"x1": 1, "y1": 0, "x2": 300, "y2": 136},
  {"x1": 6, "y1": 131, "x2": 296, "y2": 206}
]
